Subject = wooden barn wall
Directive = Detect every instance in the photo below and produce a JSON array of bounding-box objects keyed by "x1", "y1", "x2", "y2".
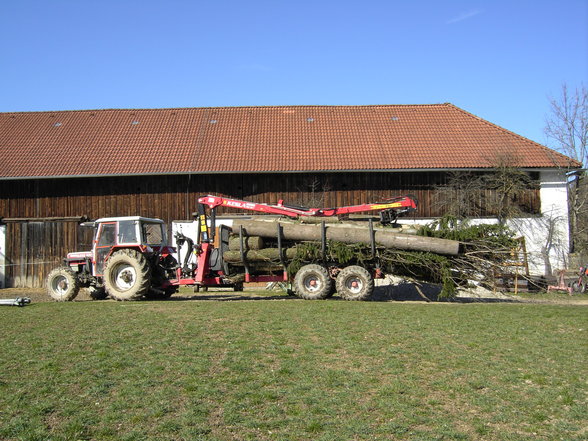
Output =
[
  {"x1": 0, "y1": 171, "x2": 541, "y2": 222},
  {"x1": 0, "y1": 171, "x2": 541, "y2": 288},
  {"x1": 4, "y1": 221, "x2": 94, "y2": 288}
]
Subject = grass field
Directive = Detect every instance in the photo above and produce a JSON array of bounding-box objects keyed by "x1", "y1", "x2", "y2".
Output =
[{"x1": 0, "y1": 296, "x2": 587, "y2": 440}]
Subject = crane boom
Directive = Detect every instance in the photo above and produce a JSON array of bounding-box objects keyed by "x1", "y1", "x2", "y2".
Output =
[{"x1": 197, "y1": 194, "x2": 417, "y2": 220}]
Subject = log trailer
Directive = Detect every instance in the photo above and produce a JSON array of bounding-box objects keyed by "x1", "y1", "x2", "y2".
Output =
[{"x1": 46, "y1": 195, "x2": 423, "y2": 302}]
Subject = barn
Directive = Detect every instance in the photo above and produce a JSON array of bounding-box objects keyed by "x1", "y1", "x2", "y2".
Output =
[{"x1": 0, "y1": 104, "x2": 580, "y2": 287}]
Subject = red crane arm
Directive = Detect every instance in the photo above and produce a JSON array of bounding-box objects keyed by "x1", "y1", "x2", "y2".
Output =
[
  {"x1": 320, "y1": 197, "x2": 417, "y2": 216},
  {"x1": 197, "y1": 195, "x2": 318, "y2": 217},
  {"x1": 197, "y1": 195, "x2": 417, "y2": 218}
]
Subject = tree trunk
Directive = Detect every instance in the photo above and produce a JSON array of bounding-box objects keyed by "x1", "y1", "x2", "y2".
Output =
[
  {"x1": 223, "y1": 247, "x2": 297, "y2": 263},
  {"x1": 232, "y1": 220, "x2": 461, "y2": 256},
  {"x1": 228, "y1": 236, "x2": 265, "y2": 251}
]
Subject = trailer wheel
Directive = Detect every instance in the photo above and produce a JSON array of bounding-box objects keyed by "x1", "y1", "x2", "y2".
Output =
[
  {"x1": 336, "y1": 265, "x2": 374, "y2": 301},
  {"x1": 46, "y1": 267, "x2": 80, "y2": 301},
  {"x1": 104, "y1": 249, "x2": 151, "y2": 301},
  {"x1": 293, "y1": 264, "x2": 332, "y2": 300}
]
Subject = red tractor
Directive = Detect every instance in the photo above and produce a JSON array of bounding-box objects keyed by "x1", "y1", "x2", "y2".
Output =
[
  {"x1": 46, "y1": 216, "x2": 179, "y2": 301},
  {"x1": 46, "y1": 195, "x2": 418, "y2": 301}
]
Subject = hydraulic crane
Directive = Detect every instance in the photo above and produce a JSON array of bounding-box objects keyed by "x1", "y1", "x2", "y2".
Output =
[{"x1": 196, "y1": 194, "x2": 417, "y2": 228}]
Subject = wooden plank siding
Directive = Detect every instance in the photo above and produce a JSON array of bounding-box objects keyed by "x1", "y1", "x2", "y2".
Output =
[
  {"x1": 4, "y1": 221, "x2": 94, "y2": 288},
  {"x1": 0, "y1": 171, "x2": 541, "y2": 222},
  {"x1": 0, "y1": 171, "x2": 540, "y2": 287}
]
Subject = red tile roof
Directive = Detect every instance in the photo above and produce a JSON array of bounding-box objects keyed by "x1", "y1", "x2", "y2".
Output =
[{"x1": 0, "y1": 104, "x2": 579, "y2": 179}]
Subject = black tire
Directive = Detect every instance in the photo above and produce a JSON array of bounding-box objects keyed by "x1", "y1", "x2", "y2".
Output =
[
  {"x1": 46, "y1": 267, "x2": 80, "y2": 302},
  {"x1": 336, "y1": 265, "x2": 374, "y2": 301},
  {"x1": 164, "y1": 286, "x2": 178, "y2": 298},
  {"x1": 233, "y1": 282, "x2": 244, "y2": 292},
  {"x1": 145, "y1": 287, "x2": 176, "y2": 300},
  {"x1": 104, "y1": 249, "x2": 151, "y2": 301},
  {"x1": 293, "y1": 264, "x2": 332, "y2": 300},
  {"x1": 88, "y1": 286, "x2": 108, "y2": 300}
]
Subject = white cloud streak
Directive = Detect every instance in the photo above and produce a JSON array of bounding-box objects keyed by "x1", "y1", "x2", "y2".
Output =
[{"x1": 446, "y1": 9, "x2": 483, "y2": 24}]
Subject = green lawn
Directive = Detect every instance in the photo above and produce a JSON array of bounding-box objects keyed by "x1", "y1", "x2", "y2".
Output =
[{"x1": 0, "y1": 298, "x2": 587, "y2": 440}]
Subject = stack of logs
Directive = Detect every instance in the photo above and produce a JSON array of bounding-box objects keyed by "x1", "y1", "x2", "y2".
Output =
[{"x1": 222, "y1": 219, "x2": 461, "y2": 270}]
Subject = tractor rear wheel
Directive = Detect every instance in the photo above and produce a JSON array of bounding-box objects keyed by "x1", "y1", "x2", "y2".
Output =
[
  {"x1": 293, "y1": 264, "x2": 332, "y2": 300},
  {"x1": 336, "y1": 265, "x2": 374, "y2": 301},
  {"x1": 104, "y1": 249, "x2": 151, "y2": 301},
  {"x1": 46, "y1": 267, "x2": 80, "y2": 302}
]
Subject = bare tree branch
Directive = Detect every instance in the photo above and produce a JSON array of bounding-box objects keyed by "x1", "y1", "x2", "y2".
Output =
[
  {"x1": 545, "y1": 83, "x2": 588, "y2": 167},
  {"x1": 545, "y1": 83, "x2": 588, "y2": 255}
]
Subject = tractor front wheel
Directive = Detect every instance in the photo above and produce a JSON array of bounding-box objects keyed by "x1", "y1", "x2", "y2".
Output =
[
  {"x1": 46, "y1": 267, "x2": 80, "y2": 302},
  {"x1": 293, "y1": 264, "x2": 332, "y2": 300},
  {"x1": 104, "y1": 249, "x2": 151, "y2": 301}
]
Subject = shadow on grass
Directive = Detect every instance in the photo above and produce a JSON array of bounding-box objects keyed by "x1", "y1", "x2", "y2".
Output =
[
  {"x1": 371, "y1": 282, "x2": 523, "y2": 303},
  {"x1": 162, "y1": 283, "x2": 523, "y2": 303},
  {"x1": 167, "y1": 292, "x2": 295, "y2": 302}
]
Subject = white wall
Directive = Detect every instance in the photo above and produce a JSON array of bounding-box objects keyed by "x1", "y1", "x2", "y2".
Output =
[
  {"x1": 509, "y1": 170, "x2": 570, "y2": 275},
  {"x1": 398, "y1": 170, "x2": 571, "y2": 276},
  {"x1": 171, "y1": 219, "x2": 235, "y2": 267}
]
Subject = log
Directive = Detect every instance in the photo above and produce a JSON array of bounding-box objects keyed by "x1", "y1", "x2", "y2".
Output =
[
  {"x1": 223, "y1": 247, "x2": 297, "y2": 263},
  {"x1": 228, "y1": 236, "x2": 265, "y2": 251},
  {"x1": 232, "y1": 220, "x2": 461, "y2": 256},
  {"x1": 227, "y1": 263, "x2": 284, "y2": 272}
]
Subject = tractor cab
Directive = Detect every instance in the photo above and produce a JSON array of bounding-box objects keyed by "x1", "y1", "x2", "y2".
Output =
[{"x1": 90, "y1": 216, "x2": 168, "y2": 276}]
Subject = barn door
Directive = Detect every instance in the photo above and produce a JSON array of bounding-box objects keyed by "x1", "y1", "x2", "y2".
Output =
[{"x1": 4, "y1": 220, "x2": 93, "y2": 288}]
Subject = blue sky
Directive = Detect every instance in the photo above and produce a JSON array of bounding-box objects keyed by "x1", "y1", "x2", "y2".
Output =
[{"x1": 1, "y1": 0, "x2": 586, "y2": 147}]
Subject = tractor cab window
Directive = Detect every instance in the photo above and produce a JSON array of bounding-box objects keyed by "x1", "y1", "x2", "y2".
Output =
[
  {"x1": 118, "y1": 220, "x2": 138, "y2": 244},
  {"x1": 142, "y1": 222, "x2": 165, "y2": 246},
  {"x1": 97, "y1": 223, "x2": 116, "y2": 246}
]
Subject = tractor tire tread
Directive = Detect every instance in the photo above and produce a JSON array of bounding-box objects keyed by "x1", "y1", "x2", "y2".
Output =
[
  {"x1": 46, "y1": 267, "x2": 80, "y2": 302},
  {"x1": 336, "y1": 265, "x2": 374, "y2": 301},
  {"x1": 104, "y1": 249, "x2": 151, "y2": 301},
  {"x1": 293, "y1": 264, "x2": 332, "y2": 300}
]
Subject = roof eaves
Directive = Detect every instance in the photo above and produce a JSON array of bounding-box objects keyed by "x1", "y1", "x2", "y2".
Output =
[{"x1": 0, "y1": 165, "x2": 574, "y2": 181}]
